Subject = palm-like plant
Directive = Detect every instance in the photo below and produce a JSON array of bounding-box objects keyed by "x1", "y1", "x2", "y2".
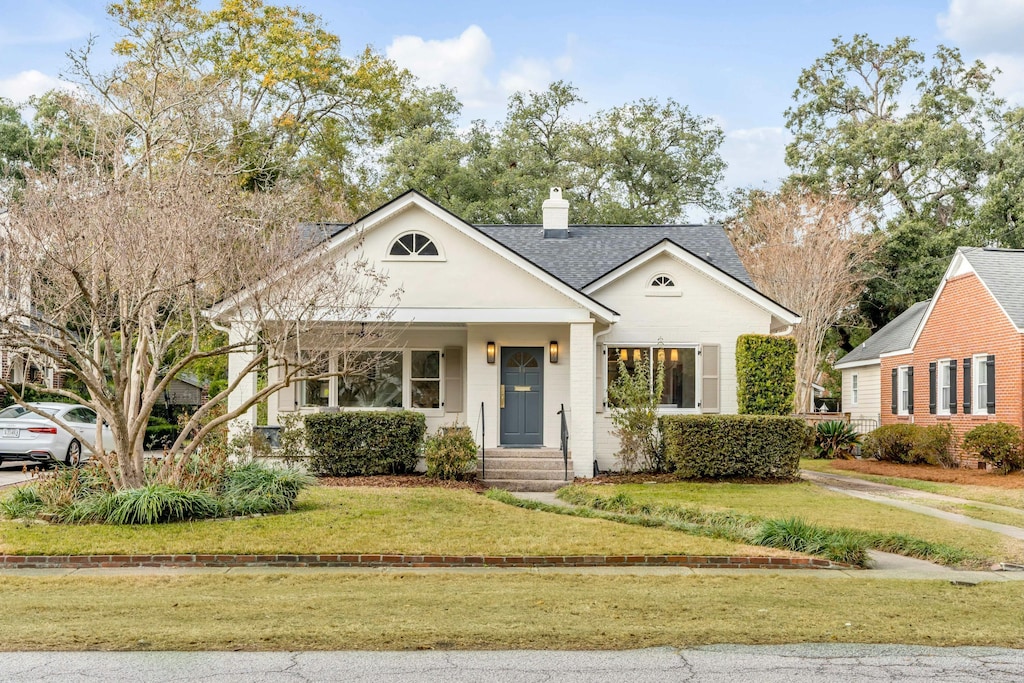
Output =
[{"x1": 814, "y1": 420, "x2": 860, "y2": 459}]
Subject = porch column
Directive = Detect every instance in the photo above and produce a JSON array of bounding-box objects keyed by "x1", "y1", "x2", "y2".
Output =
[
  {"x1": 227, "y1": 321, "x2": 259, "y2": 438},
  {"x1": 569, "y1": 320, "x2": 595, "y2": 477}
]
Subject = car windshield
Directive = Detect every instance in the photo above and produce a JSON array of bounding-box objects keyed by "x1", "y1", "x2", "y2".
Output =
[{"x1": 0, "y1": 405, "x2": 59, "y2": 419}]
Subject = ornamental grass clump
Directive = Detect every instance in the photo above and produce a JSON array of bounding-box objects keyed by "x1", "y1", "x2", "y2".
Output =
[{"x1": 221, "y1": 460, "x2": 315, "y2": 515}]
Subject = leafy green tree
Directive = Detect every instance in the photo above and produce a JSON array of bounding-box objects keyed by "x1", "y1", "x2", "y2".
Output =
[
  {"x1": 785, "y1": 34, "x2": 1003, "y2": 329},
  {"x1": 0, "y1": 98, "x2": 33, "y2": 184},
  {"x1": 383, "y1": 81, "x2": 726, "y2": 224}
]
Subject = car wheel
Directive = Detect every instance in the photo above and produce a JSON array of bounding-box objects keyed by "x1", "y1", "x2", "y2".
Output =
[{"x1": 65, "y1": 440, "x2": 82, "y2": 467}]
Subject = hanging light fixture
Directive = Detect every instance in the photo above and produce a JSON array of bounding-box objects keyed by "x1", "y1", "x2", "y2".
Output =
[
  {"x1": 671, "y1": 349, "x2": 679, "y2": 362},
  {"x1": 619, "y1": 349, "x2": 627, "y2": 361}
]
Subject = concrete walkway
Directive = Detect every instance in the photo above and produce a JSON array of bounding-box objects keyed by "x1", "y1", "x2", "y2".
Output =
[{"x1": 801, "y1": 470, "x2": 1024, "y2": 541}]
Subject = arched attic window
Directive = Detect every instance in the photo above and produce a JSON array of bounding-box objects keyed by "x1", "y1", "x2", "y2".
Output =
[
  {"x1": 388, "y1": 232, "x2": 441, "y2": 258},
  {"x1": 646, "y1": 273, "x2": 681, "y2": 297}
]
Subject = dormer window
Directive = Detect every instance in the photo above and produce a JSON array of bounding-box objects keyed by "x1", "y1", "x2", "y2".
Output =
[
  {"x1": 646, "y1": 273, "x2": 680, "y2": 296},
  {"x1": 388, "y1": 232, "x2": 440, "y2": 258}
]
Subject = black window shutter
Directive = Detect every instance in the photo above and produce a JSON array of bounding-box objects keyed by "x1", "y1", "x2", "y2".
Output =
[
  {"x1": 963, "y1": 358, "x2": 972, "y2": 413},
  {"x1": 949, "y1": 359, "x2": 957, "y2": 414},
  {"x1": 907, "y1": 366, "x2": 915, "y2": 414},
  {"x1": 928, "y1": 362, "x2": 936, "y2": 414},
  {"x1": 891, "y1": 367, "x2": 898, "y2": 414},
  {"x1": 987, "y1": 354, "x2": 996, "y2": 414}
]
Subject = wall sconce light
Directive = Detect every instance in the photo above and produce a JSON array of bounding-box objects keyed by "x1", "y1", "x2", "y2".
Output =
[
  {"x1": 670, "y1": 348, "x2": 679, "y2": 362},
  {"x1": 486, "y1": 341, "x2": 496, "y2": 364},
  {"x1": 549, "y1": 341, "x2": 559, "y2": 364},
  {"x1": 657, "y1": 348, "x2": 665, "y2": 362}
]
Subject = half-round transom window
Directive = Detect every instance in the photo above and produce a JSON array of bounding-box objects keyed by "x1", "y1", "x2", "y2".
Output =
[
  {"x1": 389, "y1": 232, "x2": 439, "y2": 257},
  {"x1": 650, "y1": 275, "x2": 675, "y2": 287}
]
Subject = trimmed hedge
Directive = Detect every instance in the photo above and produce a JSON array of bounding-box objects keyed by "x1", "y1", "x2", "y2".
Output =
[
  {"x1": 860, "y1": 424, "x2": 957, "y2": 465},
  {"x1": 304, "y1": 411, "x2": 427, "y2": 477},
  {"x1": 736, "y1": 334, "x2": 796, "y2": 415},
  {"x1": 660, "y1": 414, "x2": 812, "y2": 480}
]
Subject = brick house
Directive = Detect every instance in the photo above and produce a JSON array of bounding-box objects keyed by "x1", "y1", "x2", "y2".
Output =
[{"x1": 877, "y1": 247, "x2": 1024, "y2": 464}]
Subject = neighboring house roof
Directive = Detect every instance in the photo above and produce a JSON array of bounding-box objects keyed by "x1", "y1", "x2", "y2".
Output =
[
  {"x1": 959, "y1": 247, "x2": 1024, "y2": 328},
  {"x1": 475, "y1": 224, "x2": 756, "y2": 290},
  {"x1": 833, "y1": 300, "x2": 930, "y2": 369}
]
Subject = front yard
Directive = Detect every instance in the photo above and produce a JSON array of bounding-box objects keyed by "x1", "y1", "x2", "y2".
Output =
[
  {"x1": 566, "y1": 480, "x2": 1024, "y2": 566},
  {"x1": 0, "y1": 486, "x2": 783, "y2": 558}
]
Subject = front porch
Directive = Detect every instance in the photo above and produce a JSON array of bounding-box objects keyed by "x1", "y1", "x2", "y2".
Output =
[{"x1": 234, "y1": 317, "x2": 600, "y2": 479}]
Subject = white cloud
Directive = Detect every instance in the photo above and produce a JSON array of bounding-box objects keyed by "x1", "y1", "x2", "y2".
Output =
[
  {"x1": 386, "y1": 25, "x2": 572, "y2": 112},
  {"x1": 938, "y1": 0, "x2": 1024, "y2": 54},
  {"x1": 720, "y1": 126, "x2": 791, "y2": 190},
  {"x1": 0, "y1": 70, "x2": 69, "y2": 104}
]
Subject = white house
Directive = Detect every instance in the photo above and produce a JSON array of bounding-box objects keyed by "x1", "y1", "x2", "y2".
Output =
[
  {"x1": 220, "y1": 189, "x2": 800, "y2": 487},
  {"x1": 832, "y1": 300, "x2": 929, "y2": 432}
]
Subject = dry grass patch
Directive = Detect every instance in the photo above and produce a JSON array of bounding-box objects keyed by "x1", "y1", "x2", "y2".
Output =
[
  {"x1": 578, "y1": 481, "x2": 1024, "y2": 565},
  {"x1": 0, "y1": 486, "x2": 776, "y2": 558},
  {"x1": 0, "y1": 573, "x2": 1021, "y2": 650}
]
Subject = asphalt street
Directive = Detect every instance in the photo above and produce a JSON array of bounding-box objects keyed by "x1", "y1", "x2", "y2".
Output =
[{"x1": 0, "y1": 646, "x2": 1022, "y2": 682}]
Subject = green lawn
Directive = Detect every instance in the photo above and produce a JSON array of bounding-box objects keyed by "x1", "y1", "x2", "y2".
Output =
[
  {"x1": 0, "y1": 486, "x2": 778, "y2": 558},
  {"x1": 574, "y1": 481, "x2": 1024, "y2": 564},
  {"x1": 801, "y1": 459, "x2": 1024, "y2": 510},
  {"x1": 0, "y1": 573, "x2": 1021, "y2": 650}
]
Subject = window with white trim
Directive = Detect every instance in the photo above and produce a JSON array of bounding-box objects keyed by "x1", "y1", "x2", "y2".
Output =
[
  {"x1": 388, "y1": 232, "x2": 440, "y2": 258},
  {"x1": 851, "y1": 373, "x2": 859, "y2": 406},
  {"x1": 299, "y1": 353, "x2": 329, "y2": 408},
  {"x1": 645, "y1": 273, "x2": 681, "y2": 297},
  {"x1": 937, "y1": 359, "x2": 952, "y2": 415},
  {"x1": 337, "y1": 351, "x2": 403, "y2": 408},
  {"x1": 607, "y1": 345, "x2": 699, "y2": 410},
  {"x1": 410, "y1": 350, "x2": 441, "y2": 409},
  {"x1": 973, "y1": 354, "x2": 990, "y2": 415},
  {"x1": 898, "y1": 365, "x2": 911, "y2": 415}
]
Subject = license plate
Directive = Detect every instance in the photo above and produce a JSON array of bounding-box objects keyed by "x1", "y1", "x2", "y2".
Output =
[{"x1": 2, "y1": 428, "x2": 18, "y2": 438}]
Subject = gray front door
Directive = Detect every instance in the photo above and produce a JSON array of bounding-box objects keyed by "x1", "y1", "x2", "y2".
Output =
[{"x1": 500, "y1": 347, "x2": 544, "y2": 446}]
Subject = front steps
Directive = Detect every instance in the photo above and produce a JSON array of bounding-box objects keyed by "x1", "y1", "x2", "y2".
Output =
[{"x1": 478, "y1": 447, "x2": 573, "y2": 492}]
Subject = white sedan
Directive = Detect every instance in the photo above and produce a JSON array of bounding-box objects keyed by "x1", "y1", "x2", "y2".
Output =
[{"x1": 0, "y1": 402, "x2": 115, "y2": 467}]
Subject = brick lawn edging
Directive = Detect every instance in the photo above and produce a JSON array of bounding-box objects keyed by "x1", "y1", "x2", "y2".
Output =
[{"x1": 0, "y1": 554, "x2": 853, "y2": 570}]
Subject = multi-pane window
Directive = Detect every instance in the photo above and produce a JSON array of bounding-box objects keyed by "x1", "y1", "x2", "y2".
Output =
[
  {"x1": 898, "y1": 366, "x2": 911, "y2": 415},
  {"x1": 337, "y1": 351, "x2": 403, "y2": 408},
  {"x1": 410, "y1": 350, "x2": 441, "y2": 409},
  {"x1": 851, "y1": 374, "x2": 859, "y2": 405},
  {"x1": 607, "y1": 346, "x2": 698, "y2": 410},
  {"x1": 938, "y1": 360, "x2": 952, "y2": 415},
  {"x1": 974, "y1": 354, "x2": 989, "y2": 415},
  {"x1": 388, "y1": 233, "x2": 439, "y2": 257},
  {"x1": 300, "y1": 354, "x2": 329, "y2": 407}
]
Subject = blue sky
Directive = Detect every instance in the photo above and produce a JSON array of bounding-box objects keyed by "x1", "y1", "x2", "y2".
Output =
[{"x1": 2, "y1": 0, "x2": 1023, "y2": 190}]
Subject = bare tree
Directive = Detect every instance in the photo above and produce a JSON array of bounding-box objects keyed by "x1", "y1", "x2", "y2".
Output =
[
  {"x1": 0, "y1": 149, "x2": 393, "y2": 490},
  {"x1": 729, "y1": 189, "x2": 880, "y2": 413}
]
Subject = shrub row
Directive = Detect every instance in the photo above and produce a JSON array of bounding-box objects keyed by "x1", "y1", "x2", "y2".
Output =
[
  {"x1": 660, "y1": 414, "x2": 812, "y2": 480},
  {"x1": 863, "y1": 422, "x2": 1023, "y2": 471},
  {"x1": 304, "y1": 411, "x2": 427, "y2": 477}
]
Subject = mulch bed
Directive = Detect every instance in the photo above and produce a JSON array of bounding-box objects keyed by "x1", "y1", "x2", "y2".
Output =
[
  {"x1": 318, "y1": 475, "x2": 488, "y2": 492},
  {"x1": 828, "y1": 459, "x2": 1024, "y2": 489}
]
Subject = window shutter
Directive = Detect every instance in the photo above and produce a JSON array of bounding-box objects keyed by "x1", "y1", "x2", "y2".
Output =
[
  {"x1": 907, "y1": 366, "x2": 915, "y2": 415},
  {"x1": 928, "y1": 362, "x2": 936, "y2": 415},
  {"x1": 987, "y1": 354, "x2": 996, "y2": 414},
  {"x1": 949, "y1": 359, "x2": 957, "y2": 414},
  {"x1": 891, "y1": 368, "x2": 898, "y2": 415},
  {"x1": 443, "y1": 346, "x2": 464, "y2": 414},
  {"x1": 276, "y1": 359, "x2": 296, "y2": 413},
  {"x1": 596, "y1": 346, "x2": 606, "y2": 413},
  {"x1": 701, "y1": 344, "x2": 720, "y2": 414},
  {"x1": 962, "y1": 357, "x2": 972, "y2": 413}
]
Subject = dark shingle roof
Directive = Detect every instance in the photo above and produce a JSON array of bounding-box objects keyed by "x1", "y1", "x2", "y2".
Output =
[
  {"x1": 474, "y1": 224, "x2": 755, "y2": 290},
  {"x1": 834, "y1": 300, "x2": 930, "y2": 368},
  {"x1": 960, "y1": 247, "x2": 1024, "y2": 328}
]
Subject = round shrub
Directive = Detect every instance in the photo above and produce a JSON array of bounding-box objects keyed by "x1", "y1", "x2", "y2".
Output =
[
  {"x1": 425, "y1": 425, "x2": 478, "y2": 480},
  {"x1": 911, "y1": 424, "x2": 957, "y2": 468},
  {"x1": 222, "y1": 460, "x2": 314, "y2": 514},
  {"x1": 862, "y1": 424, "x2": 921, "y2": 463},
  {"x1": 962, "y1": 422, "x2": 1023, "y2": 473}
]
